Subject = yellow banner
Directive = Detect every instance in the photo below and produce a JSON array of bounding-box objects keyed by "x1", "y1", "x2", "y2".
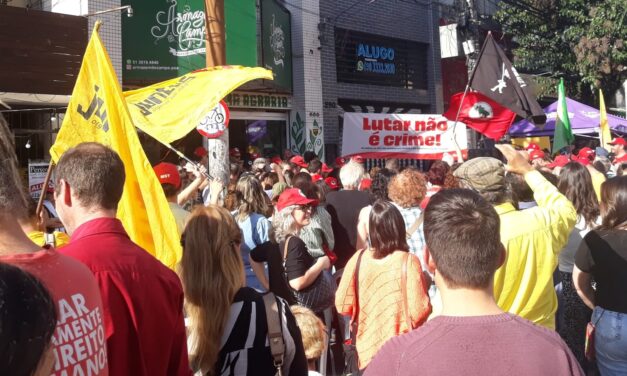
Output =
[
  {"x1": 599, "y1": 90, "x2": 612, "y2": 150},
  {"x1": 50, "y1": 23, "x2": 181, "y2": 269},
  {"x1": 123, "y1": 66, "x2": 273, "y2": 144}
]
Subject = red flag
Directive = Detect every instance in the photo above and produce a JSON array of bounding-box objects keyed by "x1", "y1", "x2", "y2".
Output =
[{"x1": 443, "y1": 91, "x2": 516, "y2": 140}]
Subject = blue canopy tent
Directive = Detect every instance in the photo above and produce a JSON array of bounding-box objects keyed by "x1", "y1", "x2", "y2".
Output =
[{"x1": 509, "y1": 98, "x2": 627, "y2": 138}]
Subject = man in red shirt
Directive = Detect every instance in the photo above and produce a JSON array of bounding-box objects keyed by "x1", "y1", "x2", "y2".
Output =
[
  {"x1": 609, "y1": 137, "x2": 627, "y2": 164},
  {"x1": 54, "y1": 142, "x2": 191, "y2": 376},
  {"x1": 0, "y1": 116, "x2": 109, "y2": 375}
]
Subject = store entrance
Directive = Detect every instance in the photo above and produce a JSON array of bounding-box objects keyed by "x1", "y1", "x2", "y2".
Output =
[{"x1": 229, "y1": 117, "x2": 287, "y2": 160}]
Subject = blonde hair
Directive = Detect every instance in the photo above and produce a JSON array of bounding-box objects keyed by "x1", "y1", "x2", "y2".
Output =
[
  {"x1": 291, "y1": 305, "x2": 327, "y2": 360},
  {"x1": 179, "y1": 206, "x2": 244, "y2": 374},
  {"x1": 235, "y1": 175, "x2": 270, "y2": 221}
]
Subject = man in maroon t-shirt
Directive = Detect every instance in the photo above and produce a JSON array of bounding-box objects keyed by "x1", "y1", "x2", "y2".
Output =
[
  {"x1": 366, "y1": 179, "x2": 583, "y2": 375},
  {"x1": 54, "y1": 142, "x2": 191, "y2": 376}
]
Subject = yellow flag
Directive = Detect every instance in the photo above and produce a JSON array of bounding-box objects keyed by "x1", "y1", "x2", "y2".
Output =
[
  {"x1": 50, "y1": 23, "x2": 181, "y2": 269},
  {"x1": 124, "y1": 66, "x2": 273, "y2": 144},
  {"x1": 599, "y1": 90, "x2": 612, "y2": 150}
]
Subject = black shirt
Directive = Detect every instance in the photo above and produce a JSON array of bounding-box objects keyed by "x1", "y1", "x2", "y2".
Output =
[
  {"x1": 325, "y1": 190, "x2": 371, "y2": 269},
  {"x1": 575, "y1": 229, "x2": 627, "y2": 314},
  {"x1": 250, "y1": 237, "x2": 314, "y2": 305}
]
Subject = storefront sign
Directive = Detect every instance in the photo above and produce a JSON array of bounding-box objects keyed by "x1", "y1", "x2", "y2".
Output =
[
  {"x1": 335, "y1": 28, "x2": 428, "y2": 89},
  {"x1": 261, "y1": 0, "x2": 293, "y2": 92},
  {"x1": 224, "y1": 92, "x2": 291, "y2": 110},
  {"x1": 122, "y1": 0, "x2": 206, "y2": 85},
  {"x1": 28, "y1": 161, "x2": 52, "y2": 200},
  {"x1": 342, "y1": 113, "x2": 468, "y2": 160}
]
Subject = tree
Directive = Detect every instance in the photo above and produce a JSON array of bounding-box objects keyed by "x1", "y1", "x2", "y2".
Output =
[{"x1": 495, "y1": 0, "x2": 627, "y2": 103}]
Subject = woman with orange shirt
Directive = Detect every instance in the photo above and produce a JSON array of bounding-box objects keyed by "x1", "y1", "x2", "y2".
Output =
[{"x1": 335, "y1": 200, "x2": 431, "y2": 371}]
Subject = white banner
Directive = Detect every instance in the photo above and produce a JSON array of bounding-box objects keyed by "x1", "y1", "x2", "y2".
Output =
[
  {"x1": 341, "y1": 113, "x2": 468, "y2": 159},
  {"x1": 28, "y1": 161, "x2": 52, "y2": 200}
]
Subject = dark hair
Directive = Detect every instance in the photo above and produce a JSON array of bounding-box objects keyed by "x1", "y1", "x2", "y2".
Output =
[
  {"x1": 427, "y1": 161, "x2": 450, "y2": 186},
  {"x1": 303, "y1": 151, "x2": 316, "y2": 163},
  {"x1": 599, "y1": 176, "x2": 627, "y2": 230},
  {"x1": 307, "y1": 159, "x2": 322, "y2": 174},
  {"x1": 291, "y1": 172, "x2": 312, "y2": 188},
  {"x1": 161, "y1": 183, "x2": 179, "y2": 198},
  {"x1": 557, "y1": 162, "x2": 600, "y2": 227},
  {"x1": 0, "y1": 263, "x2": 57, "y2": 375},
  {"x1": 506, "y1": 173, "x2": 533, "y2": 207},
  {"x1": 294, "y1": 181, "x2": 321, "y2": 203},
  {"x1": 593, "y1": 160, "x2": 608, "y2": 175},
  {"x1": 55, "y1": 142, "x2": 125, "y2": 210},
  {"x1": 424, "y1": 189, "x2": 502, "y2": 289},
  {"x1": 368, "y1": 200, "x2": 410, "y2": 259},
  {"x1": 369, "y1": 168, "x2": 396, "y2": 201},
  {"x1": 316, "y1": 180, "x2": 330, "y2": 200},
  {"x1": 540, "y1": 170, "x2": 558, "y2": 186},
  {"x1": 617, "y1": 162, "x2": 627, "y2": 177}
]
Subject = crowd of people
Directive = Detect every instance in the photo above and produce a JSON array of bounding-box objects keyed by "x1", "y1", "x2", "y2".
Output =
[{"x1": 1, "y1": 109, "x2": 626, "y2": 376}]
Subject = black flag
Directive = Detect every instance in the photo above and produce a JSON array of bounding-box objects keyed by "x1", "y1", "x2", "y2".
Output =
[{"x1": 468, "y1": 33, "x2": 546, "y2": 127}]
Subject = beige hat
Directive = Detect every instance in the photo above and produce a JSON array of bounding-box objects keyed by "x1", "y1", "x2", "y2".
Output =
[{"x1": 453, "y1": 157, "x2": 505, "y2": 192}]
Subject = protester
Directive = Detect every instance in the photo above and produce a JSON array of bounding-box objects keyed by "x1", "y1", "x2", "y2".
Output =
[
  {"x1": 177, "y1": 162, "x2": 208, "y2": 211},
  {"x1": 617, "y1": 162, "x2": 627, "y2": 176},
  {"x1": 454, "y1": 145, "x2": 576, "y2": 329},
  {"x1": 609, "y1": 137, "x2": 627, "y2": 165},
  {"x1": 420, "y1": 161, "x2": 450, "y2": 208},
  {"x1": 54, "y1": 142, "x2": 191, "y2": 376},
  {"x1": 0, "y1": 263, "x2": 58, "y2": 376},
  {"x1": 356, "y1": 168, "x2": 397, "y2": 250},
  {"x1": 387, "y1": 169, "x2": 428, "y2": 265},
  {"x1": 256, "y1": 189, "x2": 331, "y2": 311},
  {"x1": 336, "y1": 200, "x2": 431, "y2": 370},
  {"x1": 154, "y1": 162, "x2": 190, "y2": 235},
  {"x1": 0, "y1": 117, "x2": 109, "y2": 375},
  {"x1": 291, "y1": 155, "x2": 309, "y2": 173},
  {"x1": 294, "y1": 181, "x2": 335, "y2": 260},
  {"x1": 326, "y1": 161, "x2": 371, "y2": 269},
  {"x1": 291, "y1": 305, "x2": 328, "y2": 376},
  {"x1": 18, "y1": 198, "x2": 70, "y2": 248},
  {"x1": 251, "y1": 157, "x2": 269, "y2": 176},
  {"x1": 554, "y1": 162, "x2": 600, "y2": 369},
  {"x1": 307, "y1": 158, "x2": 323, "y2": 175},
  {"x1": 233, "y1": 175, "x2": 271, "y2": 291},
  {"x1": 573, "y1": 175, "x2": 627, "y2": 375},
  {"x1": 365, "y1": 188, "x2": 583, "y2": 376},
  {"x1": 179, "y1": 206, "x2": 307, "y2": 375}
]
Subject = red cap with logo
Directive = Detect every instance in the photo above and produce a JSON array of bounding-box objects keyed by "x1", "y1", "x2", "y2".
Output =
[
  {"x1": 547, "y1": 155, "x2": 571, "y2": 169},
  {"x1": 528, "y1": 149, "x2": 545, "y2": 161},
  {"x1": 276, "y1": 188, "x2": 318, "y2": 212},
  {"x1": 526, "y1": 143, "x2": 541, "y2": 152},
  {"x1": 290, "y1": 155, "x2": 308, "y2": 168},
  {"x1": 577, "y1": 147, "x2": 595, "y2": 159},
  {"x1": 321, "y1": 163, "x2": 333, "y2": 173},
  {"x1": 324, "y1": 177, "x2": 340, "y2": 190},
  {"x1": 311, "y1": 174, "x2": 323, "y2": 183},
  {"x1": 154, "y1": 162, "x2": 181, "y2": 189},
  {"x1": 194, "y1": 146, "x2": 208, "y2": 158},
  {"x1": 609, "y1": 137, "x2": 626, "y2": 146}
]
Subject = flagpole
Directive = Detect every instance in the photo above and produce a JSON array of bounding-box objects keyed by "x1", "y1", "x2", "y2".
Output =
[
  {"x1": 147, "y1": 134, "x2": 214, "y2": 180},
  {"x1": 35, "y1": 161, "x2": 55, "y2": 220}
]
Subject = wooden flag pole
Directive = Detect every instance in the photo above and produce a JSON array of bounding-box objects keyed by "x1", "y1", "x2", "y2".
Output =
[{"x1": 35, "y1": 161, "x2": 55, "y2": 220}]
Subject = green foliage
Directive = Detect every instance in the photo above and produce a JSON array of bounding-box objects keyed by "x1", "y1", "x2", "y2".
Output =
[{"x1": 495, "y1": 0, "x2": 627, "y2": 102}]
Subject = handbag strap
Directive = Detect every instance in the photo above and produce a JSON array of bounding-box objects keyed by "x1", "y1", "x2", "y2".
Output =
[
  {"x1": 401, "y1": 252, "x2": 412, "y2": 331},
  {"x1": 353, "y1": 249, "x2": 366, "y2": 326},
  {"x1": 282, "y1": 236, "x2": 292, "y2": 261},
  {"x1": 406, "y1": 212, "x2": 424, "y2": 239},
  {"x1": 262, "y1": 292, "x2": 285, "y2": 375}
]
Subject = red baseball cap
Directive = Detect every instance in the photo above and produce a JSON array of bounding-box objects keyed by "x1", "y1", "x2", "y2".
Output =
[
  {"x1": 324, "y1": 177, "x2": 339, "y2": 190},
  {"x1": 547, "y1": 155, "x2": 570, "y2": 169},
  {"x1": 290, "y1": 155, "x2": 308, "y2": 168},
  {"x1": 609, "y1": 137, "x2": 626, "y2": 146},
  {"x1": 526, "y1": 143, "x2": 541, "y2": 152},
  {"x1": 352, "y1": 155, "x2": 365, "y2": 164},
  {"x1": 577, "y1": 147, "x2": 595, "y2": 159},
  {"x1": 529, "y1": 149, "x2": 545, "y2": 161},
  {"x1": 276, "y1": 188, "x2": 318, "y2": 212},
  {"x1": 321, "y1": 163, "x2": 333, "y2": 173},
  {"x1": 335, "y1": 157, "x2": 347, "y2": 168},
  {"x1": 154, "y1": 162, "x2": 181, "y2": 189},
  {"x1": 194, "y1": 146, "x2": 208, "y2": 158},
  {"x1": 574, "y1": 156, "x2": 591, "y2": 166},
  {"x1": 359, "y1": 178, "x2": 372, "y2": 190},
  {"x1": 230, "y1": 147, "x2": 242, "y2": 157},
  {"x1": 311, "y1": 173, "x2": 323, "y2": 183},
  {"x1": 271, "y1": 156, "x2": 283, "y2": 165}
]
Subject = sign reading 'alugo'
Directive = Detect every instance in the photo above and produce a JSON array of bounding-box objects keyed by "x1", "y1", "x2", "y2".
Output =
[{"x1": 224, "y1": 92, "x2": 292, "y2": 110}]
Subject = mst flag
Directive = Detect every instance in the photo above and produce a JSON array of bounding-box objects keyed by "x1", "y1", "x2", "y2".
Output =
[
  {"x1": 124, "y1": 66, "x2": 273, "y2": 144},
  {"x1": 50, "y1": 23, "x2": 182, "y2": 269},
  {"x1": 443, "y1": 92, "x2": 516, "y2": 140},
  {"x1": 599, "y1": 89, "x2": 612, "y2": 150},
  {"x1": 552, "y1": 78, "x2": 575, "y2": 154},
  {"x1": 469, "y1": 33, "x2": 546, "y2": 126}
]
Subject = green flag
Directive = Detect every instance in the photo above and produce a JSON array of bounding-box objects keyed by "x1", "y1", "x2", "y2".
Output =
[{"x1": 552, "y1": 78, "x2": 574, "y2": 154}]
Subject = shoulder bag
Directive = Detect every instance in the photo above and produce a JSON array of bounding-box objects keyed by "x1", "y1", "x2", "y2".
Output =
[
  {"x1": 282, "y1": 236, "x2": 336, "y2": 313},
  {"x1": 263, "y1": 292, "x2": 286, "y2": 376}
]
